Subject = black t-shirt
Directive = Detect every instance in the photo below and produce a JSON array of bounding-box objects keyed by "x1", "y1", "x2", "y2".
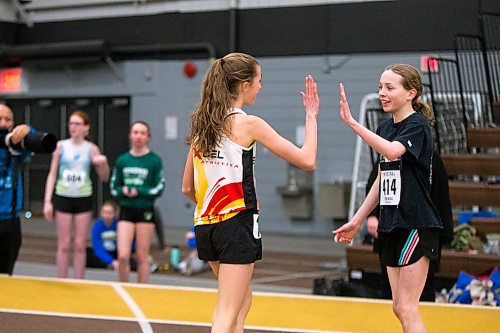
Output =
[{"x1": 376, "y1": 112, "x2": 442, "y2": 232}]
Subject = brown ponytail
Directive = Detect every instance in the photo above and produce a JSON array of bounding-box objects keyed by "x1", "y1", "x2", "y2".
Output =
[
  {"x1": 190, "y1": 53, "x2": 259, "y2": 156},
  {"x1": 412, "y1": 98, "x2": 434, "y2": 125}
]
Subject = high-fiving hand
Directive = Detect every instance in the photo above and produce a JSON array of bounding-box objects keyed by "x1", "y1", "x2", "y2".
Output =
[
  {"x1": 300, "y1": 75, "x2": 319, "y2": 118},
  {"x1": 339, "y1": 83, "x2": 354, "y2": 125}
]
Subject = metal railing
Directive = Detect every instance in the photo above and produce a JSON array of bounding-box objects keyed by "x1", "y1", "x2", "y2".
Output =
[
  {"x1": 427, "y1": 57, "x2": 469, "y2": 154},
  {"x1": 454, "y1": 34, "x2": 494, "y2": 127},
  {"x1": 481, "y1": 13, "x2": 500, "y2": 103}
]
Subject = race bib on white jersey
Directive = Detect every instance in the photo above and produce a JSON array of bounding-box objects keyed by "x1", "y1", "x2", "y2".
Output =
[{"x1": 62, "y1": 169, "x2": 86, "y2": 188}]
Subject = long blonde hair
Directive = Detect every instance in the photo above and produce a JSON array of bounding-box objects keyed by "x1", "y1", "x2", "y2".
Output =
[
  {"x1": 190, "y1": 53, "x2": 259, "y2": 156},
  {"x1": 385, "y1": 64, "x2": 435, "y2": 124}
]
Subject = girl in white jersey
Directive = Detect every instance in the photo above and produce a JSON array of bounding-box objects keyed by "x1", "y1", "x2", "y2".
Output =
[
  {"x1": 182, "y1": 53, "x2": 319, "y2": 333},
  {"x1": 43, "y1": 111, "x2": 110, "y2": 279}
]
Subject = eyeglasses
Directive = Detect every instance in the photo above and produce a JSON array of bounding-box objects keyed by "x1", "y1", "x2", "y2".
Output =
[{"x1": 69, "y1": 121, "x2": 85, "y2": 126}]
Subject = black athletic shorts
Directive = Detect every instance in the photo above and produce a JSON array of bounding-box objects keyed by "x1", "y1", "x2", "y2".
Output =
[
  {"x1": 378, "y1": 228, "x2": 440, "y2": 268},
  {"x1": 53, "y1": 194, "x2": 93, "y2": 214},
  {"x1": 195, "y1": 210, "x2": 262, "y2": 264},
  {"x1": 118, "y1": 206, "x2": 155, "y2": 224}
]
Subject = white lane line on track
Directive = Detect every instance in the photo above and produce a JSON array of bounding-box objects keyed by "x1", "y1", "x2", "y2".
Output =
[
  {"x1": 111, "y1": 283, "x2": 153, "y2": 333},
  {"x1": 0, "y1": 308, "x2": 345, "y2": 333}
]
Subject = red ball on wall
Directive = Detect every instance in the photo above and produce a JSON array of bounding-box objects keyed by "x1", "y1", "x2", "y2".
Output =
[{"x1": 183, "y1": 61, "x2": 197, "y2": 78}]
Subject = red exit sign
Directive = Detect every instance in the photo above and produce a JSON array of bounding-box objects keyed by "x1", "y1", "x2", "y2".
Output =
[
  {"x1": 0, "y1": 68, "x2": 27, "y2": 94},
  {"x1": 420, "y1": 56, "x2": 439, "y2": 73}
]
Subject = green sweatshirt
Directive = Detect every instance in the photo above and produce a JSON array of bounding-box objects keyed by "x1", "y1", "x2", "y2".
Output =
[{"x1": 110, "y1": 151, "x2": 165, "y2": 208}]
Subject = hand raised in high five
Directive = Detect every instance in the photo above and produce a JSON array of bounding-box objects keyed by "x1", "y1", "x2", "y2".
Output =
[
  {"x1": 339, "y1": 83, "x2": 355, "y2": 125},
  {"x1": 300, "y1": 75, "x2": 319, "y2": 118}
]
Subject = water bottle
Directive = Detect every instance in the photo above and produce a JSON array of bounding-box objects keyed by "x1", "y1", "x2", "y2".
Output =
[{"x1": 170, "y1": 246, "x2": 181, "y2": 268}]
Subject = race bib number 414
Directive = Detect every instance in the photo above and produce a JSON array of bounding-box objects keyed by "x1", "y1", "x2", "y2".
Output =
[{"x1": 380, "y1": 169, "x2": 401, "y2": 205}]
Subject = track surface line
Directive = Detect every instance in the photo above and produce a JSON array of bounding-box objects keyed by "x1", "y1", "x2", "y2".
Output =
[{"x1": 112, "y1": 283, "x2": 154, "y2": 333}]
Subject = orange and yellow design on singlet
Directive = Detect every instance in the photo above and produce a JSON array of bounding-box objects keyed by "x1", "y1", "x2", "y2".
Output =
[{"x1": 193, "y1": 109, "x2": 258, "y2": 226}]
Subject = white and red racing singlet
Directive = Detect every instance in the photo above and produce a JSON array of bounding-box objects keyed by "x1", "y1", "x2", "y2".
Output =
[{"x1": 193, "y1": 109, "x2": 258, "y2": 225}]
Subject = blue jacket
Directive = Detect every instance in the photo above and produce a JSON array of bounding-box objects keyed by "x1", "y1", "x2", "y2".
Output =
[
  {"x1": 91, "y1": 218, "x2": 118, "y2": 265},
  {"x1": 0, "y1": 147, "x2": 31, "y2": 221}
]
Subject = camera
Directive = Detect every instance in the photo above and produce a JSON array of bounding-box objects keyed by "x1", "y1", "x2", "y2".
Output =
[{"x1": 0, "y1": 126, "x2": 57, "y2": 154}]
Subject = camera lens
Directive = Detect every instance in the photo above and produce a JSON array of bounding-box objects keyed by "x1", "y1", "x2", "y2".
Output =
[{"x1": 23, "y1": 131, "x2": 57, "y2": 153}]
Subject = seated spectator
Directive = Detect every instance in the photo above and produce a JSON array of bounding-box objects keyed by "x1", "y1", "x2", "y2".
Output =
[{"x1": 86, "y1": 201, "x2": 136, "y2": 271}]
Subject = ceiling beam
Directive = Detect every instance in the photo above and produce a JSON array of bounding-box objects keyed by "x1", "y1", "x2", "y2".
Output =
[{"x1": 11, "y1": 0, "x2": 34, "y2": 27}]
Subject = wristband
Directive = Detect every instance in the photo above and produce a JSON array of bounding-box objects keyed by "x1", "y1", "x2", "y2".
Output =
[{"x1": 5, "y1": 133, "x2": 21, "y2": 156}]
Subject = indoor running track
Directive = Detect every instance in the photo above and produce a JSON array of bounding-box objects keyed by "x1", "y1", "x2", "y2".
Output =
[{"x1": 1, "y1": 275, "x2": 499, "y2": 333}]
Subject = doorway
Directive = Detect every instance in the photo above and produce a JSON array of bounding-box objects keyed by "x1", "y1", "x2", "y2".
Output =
[{"x1": 3, "y1": 97, "x2": 130, "y2": 216}]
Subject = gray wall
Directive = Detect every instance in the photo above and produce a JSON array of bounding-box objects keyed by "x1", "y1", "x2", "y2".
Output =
[{"x1": 13, "y1": 52, "x2": 450, "y2": 236}]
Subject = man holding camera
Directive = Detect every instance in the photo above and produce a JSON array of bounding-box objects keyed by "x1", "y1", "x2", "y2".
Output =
[{"x1": 0, "y1": 103, "x2": 31, "y2": 275}]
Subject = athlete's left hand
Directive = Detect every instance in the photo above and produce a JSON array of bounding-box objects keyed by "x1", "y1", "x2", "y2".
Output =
[
  {"x1": 300, "y1": 75, "x2": 319, "y2": 118},
  {"x1": 91, "y1": 154, "x2": 108, "y2": 167},
  {"x1": 332, "y1": 220, "x2": 360, "y2": 244},
  {"x1": 128, "y1": 187, "x2": 138, "y2": 198}
]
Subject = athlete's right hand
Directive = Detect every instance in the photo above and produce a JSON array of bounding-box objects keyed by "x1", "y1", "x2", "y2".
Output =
[
  {"x1": 122, "y1": 186, "x2": 138, "y2": 198},
  {"x1": 43, "y1": 202, "x2": 53, "y2": 222},
  {"x1": 332, "y1": 220, "x2": 361, "y2": 244},
  {"x1": 122, "y1": 186, "x2": 129, "y2": 196},
  {"x1": 339, "y1": 83, "x2": 354, "y2": 125}
]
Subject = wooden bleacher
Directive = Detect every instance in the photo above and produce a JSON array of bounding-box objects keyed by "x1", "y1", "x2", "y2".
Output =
[
  {"x1": 441, "y1": 154, "x2": 500, "y2": 177},
  {"x1": 493, "y1": 102, "x2": 500, "y2": 125},
  {"x1": 466, "y1": 127, "x2": 500, "y2": 148},
  {"x1": 444, "y1": 128, "x2": 500, "y2": 209}
]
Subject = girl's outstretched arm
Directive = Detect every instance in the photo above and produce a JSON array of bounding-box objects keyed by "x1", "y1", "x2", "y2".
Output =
[
  {"x1": 340, "y1": 83, "x2": 406, "y2": 161},
  {"x1": 249, "y1": 75, "x2": 319, "y2": 170},
  {"x1": 333, "y1": 172, "x2": 380, "y2": 243}
]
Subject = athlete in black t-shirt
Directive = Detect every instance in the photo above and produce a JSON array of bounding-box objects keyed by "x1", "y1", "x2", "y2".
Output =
[
  {"x1": 376, "y1": 112, "x2": 442, "y2": 232},
  {"x1": 366, "y1": 149, "x2": 454, "y2": 301},
  {"x1": 334, "y1": 64, "x2": 442, "y2": 332}
]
